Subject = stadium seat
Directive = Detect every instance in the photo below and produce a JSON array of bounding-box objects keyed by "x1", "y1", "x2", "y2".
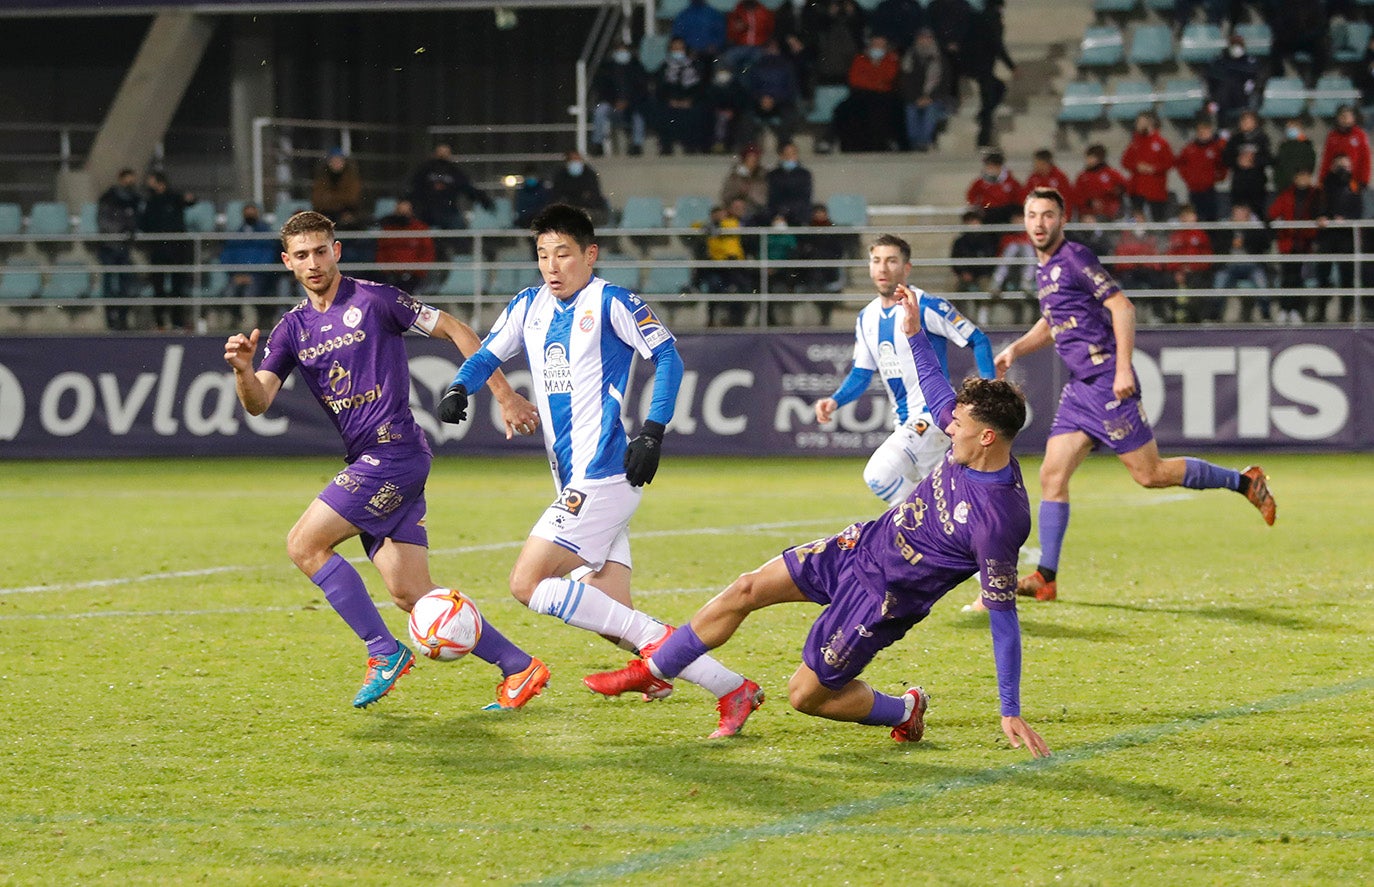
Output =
[
  {"x1": 617, "y1": 195, "x2": 665, "y2": 230},
  {"x1": 0, "y1": 257, "x2": 42, "y2": 300},
  {"x1": 184, "y1": 200, "x2": 218, "y2": 233},
  {"x1": 1311, "y1": 74, "x2": 1359, "y2": 121},
  {"x1": 28, "y1": 202, "x2": 71, "y2": 237},
  {"x1": 671, "y1": 195, "x2": 713, "y2": 229},
  {"x1": 1260, "y1": 76, "x2": 1308, "y2": 120},
  {"x1": 706, "y1": 0, "x2": 734, "y2": 12},
  {"x1": 224, "y1": 200, "x2": 249, "y2": 230},
  {"x1": 1142, "y1": 0, "x2": 1172, "y2": 10},
  {"x1": 470, "y1": 197, "x2": 514, "y2": 229},
  {"x1": 640, "y1": 253, "x2": 694, "y2": 296},
  {"x1": 1077, "y1": 25, "x2": 1126, "y2": 70},
  {"x1": 1128, "y1": 23, "x2": 1174, "y2": 69},
  {"x1": 490, "y1": 246, "x2": 538, "y2": 295},
  {"x1": 1178, "y1": 23, "x2": 1225, "y2": 65},
  {"x1": 1332, "y1": 19, "x2": 1373, "y2": 65},
  {"x1": 275, "y1": 197, "x2": 310, "y2": 221},
  {"x1": 0, "y1": 203, "x2": 24, "y2": 236},
  {"x1": 373, "y1": 196, "x2": 399, "y2": 219},
  {"x1": 1234, "y1": 22, "x2": 1272, "y2": 58},
  {"x1": 193, "y1": 268, "x2": 228, "y2": 298},
  {"x1": 638, "y1": 33, "x2": 669, "y2": 73},
  {"x1": 853, "y1": 0, "x2": 881, "y2": 9},
  {"x1": 1109, "y1": 79, "x2": 1156, "y2": 123},
  {"x1": 806, "y1": 85, "x2": 849, "y2": 125},
  {"x1": 1159, "y1": 76, "x2": 1206, "y2": 123},
  {"x1": 1058, "y1": 80, "x2": 1107, "y2": 125},
  {"x1": 655, "y1": 0, "x2": 689, "y2": 20},
  {"x1": 595, "y1": 250, "x2": 640, "y2": 290},
  {"x1": 1092, "y1": 0, "x2": 1139, "y2": 17},
  {"x1": 40, "y1": 257, "x2": 94, "y2": 300},
  {"x1": 436, "y1": 259, "x2": 485, "y2": 296},
  {"x1": 826, "y1": 193, "x2": 868, "y2": 228},
  {"x1": 76, "y1": 202, "x2": 99, "y2": 236}
]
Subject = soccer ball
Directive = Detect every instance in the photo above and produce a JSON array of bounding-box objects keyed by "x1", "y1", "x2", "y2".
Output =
[{"x1": 408, "y1": 588, "x2": 483, "y2": 661}]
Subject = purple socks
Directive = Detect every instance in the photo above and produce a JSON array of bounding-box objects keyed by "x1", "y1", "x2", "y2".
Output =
[
  {"x1": 860, "y1": 690, "x2": 909, "y2": 726},
  {"x1": 1038, "y1": 500, "x2": 1071, "y2": 573},
  {"x1": 650, "y1": 624, "x2": 711, "y2": 679},
  {"x1": 1182, "y1": 457, "x2": 1242, "y2": 491},
  {"x1": 312, "y1": 553, "x2": 397, "y2": 658},
  {"x1": 471, "y1": 622, "x2": 533, "y2": 677}
]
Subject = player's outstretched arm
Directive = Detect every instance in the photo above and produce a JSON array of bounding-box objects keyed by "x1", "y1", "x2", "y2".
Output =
[
  {"x1": 430, "y1": 310, "x2": 538, "y2": 438},
  {"x1": 994, "y1": 318, "x2": 1053, "y2": 378},
  {"x1": 224, "y1": 329, "x2": 281, "y2": 416}
]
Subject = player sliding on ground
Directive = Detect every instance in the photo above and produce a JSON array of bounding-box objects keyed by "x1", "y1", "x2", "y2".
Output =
[
  {"x1": 437, "y1": 203, "x2": 763, "y2": 738},
  {"x1": 587, "y1": 283, "x2": 1051, "y2": 756},
  {"x1": 225, "y1": 210, "x2": 550, "y2": 710},
  {"x1": 983, "y1": 187, "x2": 1277, "y2": 610}
]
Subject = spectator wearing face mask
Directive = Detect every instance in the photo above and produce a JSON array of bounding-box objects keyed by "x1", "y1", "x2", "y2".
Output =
[
  {"x1": 1317, "y1": 154, "x2": 1364, "y2": 316},
  {"x1": 1074, "y1": 143, "x2": 1128, "y2": 221},
  {"x1": 1023, "y1": 149, "x2": 1076, "y2": 218},
  {"x1": 654, "y1": 37, "x2": 711, "y2": 155},
  {"x1": 1175, "y1": 114, "x2": 1227, "y2": 224},
  {"x1": 965, "y1": 150, "x2": 1022, "y2": 225},
  {"x1": 766, "y1": 142, "x2": 813, "y2": 225},
  {"x1": 1320, "y1": 105, "x2": 1371, "y2": 190},
  {"x1": 1204, "y1": 34, "x2": 1261, "y2": 130},
  {"x1": 548, "y1": 150, "x2": 611, "y2": 227},
  {"x1": 592, "y1": 41, "x2": 650, "y2": 156},
  {"x1": 719, "y1": 144, "x2": 769, "y2": 223},
  {"x1": 1122, "y1": 111, "x2": 1175, "y2": 221},
  {"x1": 1273, "y1": 118, "x2": 1317, "y2": 194},
  {"x1": 832, "y1": 34, "x2": 906, "y2": 151}
]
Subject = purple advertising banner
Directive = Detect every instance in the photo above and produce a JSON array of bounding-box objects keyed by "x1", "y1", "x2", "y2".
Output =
[{"x1": 0, "y1": 329, "x2": 1370, "y2": 459}]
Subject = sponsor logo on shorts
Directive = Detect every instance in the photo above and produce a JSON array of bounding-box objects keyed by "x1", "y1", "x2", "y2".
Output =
[
  {"x1": 360, "y1": 455, "x2": 380, "y2": 466},
  {"x1": 367, "y1": 481, "x2": 404, "y2": 517},
  {"x1": 552, "y1": 486, "x2": 586, "y2": 516},
  {"x1": 333, "y1": 471, "x2": 361, "y2": 493}
]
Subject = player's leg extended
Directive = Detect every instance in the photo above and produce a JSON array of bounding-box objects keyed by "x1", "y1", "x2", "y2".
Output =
[
  {"x1": 863, "y1": 423, "x2": 945, "y2": 506},
  {"x1": 1117, "y1": 441, "x2": 1275, "y2": 524},
  {"x1": 1021, "y1": 431, "x2": 1094, "y2": 599},
  {"x1": 372, "y1": 539, "x2": 539, "y2": 683}
]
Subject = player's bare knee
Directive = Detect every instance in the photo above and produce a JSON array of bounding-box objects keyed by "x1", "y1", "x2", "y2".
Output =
[
  {"x1": 1129, "y1": 463, "x2": 1170, "y2": 488},
  {"x1": 786, "y1": 676, "x2": 825, "y2": 715},
  {"x1": 507, "y1": 568, "x2": 539, "y2": 605},
  {"x1": 720, "y1": 570, "x2": 766, "y2": 614}
]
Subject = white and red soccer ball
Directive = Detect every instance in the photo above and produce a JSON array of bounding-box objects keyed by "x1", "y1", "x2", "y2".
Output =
[{"x1": 407, "y1": 588, "x2": 483, "y2": 661}]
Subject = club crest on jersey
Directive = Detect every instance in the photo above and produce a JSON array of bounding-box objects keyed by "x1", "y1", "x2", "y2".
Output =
[
  {"x1": 1050, "y1": 265, "x2": 1062, "y2": 282},
  {"x1": 543, "y1": 342, "x2": 573, "y2": 394},
  {"x1": 632, "y1": 303, "x2": 671, "y2": 349},
  {"x1": 553, "y1": 486, "x2": 586, "y2": 516},
  {"x1": 579, "y1": 311, "x2": 595, "y2": 332},
  {"x1": 953, "y1": 501, "x2": 969, "y2": 524},
  {"x1": 343, "y1": 306, "x2": 363, "y2": 329}
]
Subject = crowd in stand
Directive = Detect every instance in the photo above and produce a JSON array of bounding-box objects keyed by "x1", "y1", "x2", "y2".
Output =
[{"x1": 954, "y1": 101, "x2": 1370, "y2": 324}]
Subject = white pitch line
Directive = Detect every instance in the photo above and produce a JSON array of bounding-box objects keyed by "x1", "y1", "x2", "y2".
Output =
[{"x1": 0, "y1": 518, "x2": 846, "y2": 598}]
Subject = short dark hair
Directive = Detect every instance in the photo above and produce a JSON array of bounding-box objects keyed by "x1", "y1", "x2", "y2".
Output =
[
  {"x1": 280, "y1": 210, "x2": 335, "y2": 249},
  {"x1": 531, "y1": 203, "x2": 596, "y2": 250},
  {"x1": 1033, "y1": 148, "x2": 1053, "y2": 162},
  {"x1": 869, "y1": 233, "x2": 911, "y2": 262},
  {"x1": 1085, "y1": 143, "x2": 1107, "y2": 161},
  {"x1": 958, "y1": 377, "x2": 1027, "y2": 441},
  {"x1": 1024, "y1": 187, "x2": 1066, "y2": 213}
]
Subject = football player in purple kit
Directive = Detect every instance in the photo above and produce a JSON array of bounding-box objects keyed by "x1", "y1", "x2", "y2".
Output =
[
  {"x1": 990, "y1": 187, "x2": 1276, "y2": 606},
  {"x1": 224, "y1": 211, "x2": 550, "y2": 710},
  {"x1": 586, "y1": 285, "x2": 1051, "y2": 756}
]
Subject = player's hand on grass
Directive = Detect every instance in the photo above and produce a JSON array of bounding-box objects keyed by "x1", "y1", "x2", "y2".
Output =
[
  {"x1": 1001, "y1": 716, "x2": 1051, "y2": 758},
  {"x1": 814, "y1": 397, "x2": 838, "y2": 424},
  {"x1": 498, "y1": 393, "x2": 540, "y2": 440},
  {"x1": 437, "y1": 383, "x2": 469, "y2": 424},
  {"x1": 224, "y1": 329, "x2": 260, "y2": 373},
  {"x1": 624, "y1": 420, "x2": 665, "y2": 486}
]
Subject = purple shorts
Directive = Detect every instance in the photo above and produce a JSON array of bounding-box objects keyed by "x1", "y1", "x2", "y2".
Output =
[
  {"x1": 317, "y1": 450, "x2": 431, "y2": 559},
  {"x1": 1048, "y1": 372, "x2": 1156, "y2": 455},
  {"x1": 783, "y1": 530, "x2": 921, "y2": 691}
]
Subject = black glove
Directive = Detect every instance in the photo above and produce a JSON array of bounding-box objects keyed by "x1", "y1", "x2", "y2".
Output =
[
  {"x1": 624, "y1": 420, "x2": 665, "y2": 487},
  {"x1": 437, "y1": 383, "x2": 469, "y2": 424}
]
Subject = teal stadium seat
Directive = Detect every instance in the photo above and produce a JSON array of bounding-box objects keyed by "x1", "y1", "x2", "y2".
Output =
[
  {"x1": 1234, "y1": 22, "x2": 1272, "y2": 58},
  {"x1": 224, "y1": 200, "x2": 249, "y2": 230},
  {"x1": 76, "y1": 202, "x2": 99, "y2": 236},
  {"x1": 1332, "y1": 20, "x2": 1373, "y2": 65},
  {"x1": 275, "y1": 198, "x2": 311, "y2": 221},
  {"x1": 436, "y1": 260, "x2": 485, "y2": 296},
  {"x1": 0, "y1": 257, "x2": 42, "y2": 300},
  {"x1": 853, "y1": 0, "x2": 881, "y2": 9},
  {"x1": 1109, "y1": 79, "x2": 1156, "y2": 123},
  {"x1": 807, "y1": 85, "x2": 850, "y2": 125},
  {"x1": 672, "y1": 195, "x2": 713, "y2": 229},
  {"x1": 1143, "y1": 0, "x2": 1172, "y2": 10},
  {"x1": 40, "y1": 258, "x2": 94, "y2": 300},
  {"x1": 184, "y1": 200, "x2": 218, "y2": 233},
  {"x1": 28, "y1": 202, "x2": 71, "y2": 237},
  {"x1": 1312, "y1": 74, "x2": 1359, "y2": 121},
  {"x1": 0, "y1": 203, "x2": 25, "y2": 236},
  {"x1": 1260, "y1": 77, "x2": 1307, "y2": 120},
  {"x1": 1178, "y1": 23, "x2": 1225, "y2": 65},
  {"x1": 826, "y1": 193, "x2": 868, "y2": 228},
  {"x1": 1059, "y1": 81, "x2": 1107, "y2": 125},
  {"x1": 470, "y1": 197, "x2": 514, "y2": 230},
  {"x1": 639, "y1": 33, "x2": 669, "y2": 73},
  {"x1": 617, "y1": 195, "x2": 665, "y2": 229},
  {"x1": 655, "y1": 0, "x2": 689, "y2": 20},
  {"x1": 1078, "y1": 25, "x2": 1125, "y2": 70},
  {"x1": 373, "y1": 196, "x2": 399, "y2": 219},
  {"x1": 594, "y1": 251, "x2": 640, "y2": 290},
  {"x1": 641, "y1": 254, "x2": 693, "y2": 296},
  {"x1": 490, "y1": 246, "x2": 538, "y2": 295},
  {"x1": 1093, "y1": 0, "x2": 1139, "y2": 15},
  {"x1": 1128, "y1": 24, "x2": 1174, "y2": 68},
  {"x1": 1160, "y1": 76, "x2": 1206, "y2": 123}
]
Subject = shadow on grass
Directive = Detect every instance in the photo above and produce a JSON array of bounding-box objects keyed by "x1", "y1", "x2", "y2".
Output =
[{"x1": 1072, "y1": 600, "x2": 1327, "y2": 632}]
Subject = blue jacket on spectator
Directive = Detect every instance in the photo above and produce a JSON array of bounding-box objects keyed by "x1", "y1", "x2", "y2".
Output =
[
  {"x1": 219, "y1": 216, "x2": 278, "y2": 268},
  {"x1": 673, "y1": 0, "x2": 727, "y2": 54}
]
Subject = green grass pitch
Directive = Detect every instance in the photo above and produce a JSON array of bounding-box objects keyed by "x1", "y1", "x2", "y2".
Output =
[{"x1": 1, "y1": 454, "x2": 1371, "y2": 885}]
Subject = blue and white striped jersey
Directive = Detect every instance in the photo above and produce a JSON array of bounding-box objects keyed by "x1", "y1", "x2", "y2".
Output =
[
  {"x1": 851, "y1": 291, "x2": 981, "y2": 425},
  {"x1": 465, "y1": 275, "x2": 677, "y2": 488}
]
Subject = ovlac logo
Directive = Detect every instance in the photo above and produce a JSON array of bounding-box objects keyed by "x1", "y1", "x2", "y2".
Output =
[
  {"x1": 579, "y1": 311, "x2": 595, "y2": 333},
  {"x1": 1050, "y1": 265, "x2": 1062, "y2": 282},
  {"x1": 343, "y1": 306, "x2": 363, "y2": 329}
]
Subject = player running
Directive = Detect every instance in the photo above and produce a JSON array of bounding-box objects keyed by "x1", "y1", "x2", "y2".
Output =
[
  {"x1": 815, "y1": 234, "x2": 996, "y2": 506},
  {"x1": 436, "y1": 203, "x2": 763, "y2": 738},
  {"x1": 224, "y1": 210, "x2": 550, "y2": 710},
  {"x1": 586, "y1": 284, "x2": 1050, "y2": 755},
  {"x1": 991, "y1": 187, "x2": 1276, "y2": 606}
]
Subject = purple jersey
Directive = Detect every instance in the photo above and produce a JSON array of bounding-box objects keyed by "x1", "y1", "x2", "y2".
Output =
[
  {"x1": 785, "y1": 451, "x2": 1031, "y2": 619},
  {"x1": 1035, "y1": 239, "x2": 1124, "y2": 381},
  {"x1": 260, "y1": 277, "x2": 433, "y2": 462}
]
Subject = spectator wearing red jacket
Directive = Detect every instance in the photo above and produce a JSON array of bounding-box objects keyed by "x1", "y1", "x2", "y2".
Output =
[
  {"x1": 1267, "y1": 167, "x2": 1322, "y2": 323},
  {"x1": 1113, "y1": 208, "x2": 1166, "y2": 300},
  {"x1": 1319, "y1": 105, "x2": 1372, "y2": 189},
  {"x1": 1122, "y1": 111, "x2": 1176, "y2": 221},
  {"x1": 832, "y1": 35, "x2": 906, "y2": 151},
  {"x1": 1074, "y1": 143, "x2": 1128, "y2": 221},
  {"x1": 375, "y1": 199, "x2": 436, "y2": 295},
  {"x1": 725, "y1": 0, "x2": 776, "y2": 69},
  {"x1": 1166, "y1": 204, "x2": 1220, "y2": 322},
  {"x1": 1175, "y1": 115, "x2": 1228, "y2": 223},
  {"x1": 965, "y1": 150, "x2": 1023, "y2": 224},
  {"x1": 1023, "y1": 148, "x2": 1076, "y2": 217}
]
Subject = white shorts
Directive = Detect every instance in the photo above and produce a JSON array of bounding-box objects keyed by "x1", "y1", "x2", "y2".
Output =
[
  {"x1": 531, "y1": 476, "x2": 641, "y2": 572},
  {"x1": 890, "y1": 414, "x2": 951, "y2": 480}
]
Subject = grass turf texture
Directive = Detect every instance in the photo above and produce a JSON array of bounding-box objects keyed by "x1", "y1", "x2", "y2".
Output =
[{"x1": 1, "y1": 454, "x2": 1370, "y2": 885}]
